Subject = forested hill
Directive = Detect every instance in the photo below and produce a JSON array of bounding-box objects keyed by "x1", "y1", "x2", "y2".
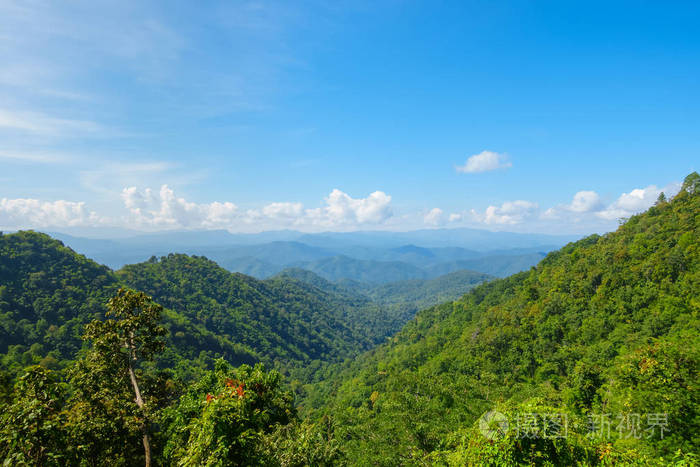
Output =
[
  {"x1": 0, "y1": 231, "x2": 119, "y2": 370},
  {"x1": 274, "y1": 267, "x2": 493, "y2": 313},
  {"x1": 117, "y1": 254, "x2": 403, "y2": 366},
  {"x1": 0, "y1": 232, "x2": 402, "y2": 377},
  {"x1": 316, "y1": 173, "x2": 700, "y2": 464}
]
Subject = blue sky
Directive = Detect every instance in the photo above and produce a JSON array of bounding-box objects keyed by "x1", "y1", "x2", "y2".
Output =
[{"x1": 0, "y1": 0, "x2": 698, "y2": 234}]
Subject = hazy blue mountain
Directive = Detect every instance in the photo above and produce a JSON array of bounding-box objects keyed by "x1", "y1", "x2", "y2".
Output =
[
  {"x1": 197, "y1": 241, "x2": 334, "y2": 265},
  {"x1": 297, "y1": 228, "x2": 577, "y2": 250},
  {"x1": 211, "y1": 255, "x2": 280, "y2": 278},
  {"x1": 293, "y1": 255, "x2": 429, "y2": 284},
  {"x1": 47, "y1": 229, "x2": 568, "y2": 280},
  {"x1": 425, "y1": 252, "x2": 547, "y2": 277}
]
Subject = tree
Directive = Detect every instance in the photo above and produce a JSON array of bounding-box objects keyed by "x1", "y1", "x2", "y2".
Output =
[
  {"x1": 76, "y1": 288, "x2": 167, "y2": 467},
  {"x1": 163, "y1": 359, "x2": 297, "y2": 466},
  {"x1": 681, "y1": 171, "x2": 700, "y2": 194}
]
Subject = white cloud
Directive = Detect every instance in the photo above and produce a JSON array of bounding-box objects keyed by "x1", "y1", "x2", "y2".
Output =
[
  {"x1": 121, "y1": 185, "x2": 238, "y2": 229},
  {"x1": 540, "y1": 182, "x2": 681, "y2": 225},
  {"x1": 456, "y1": 150, "x2": 512, "y2": 174},
  {"x1": 4, "y1": 179, "x2": 681, "y2": 234},
  {"x1": 472, "y1": 200, "x2": 539, "y2": 225},
  {"x1": 119, "y1": 186, "x2": 393, "y2": 230},
  {"x1": 568, "y1": 190, "x2": 602, "y2": 213},
  {"x1": 321, "y1": 189, "x2": 393, "y2": 225},
  {"x1": 543, "y1": 190, "x2": 603, "y2": 219},
  {"x1": 597, "y1": 183, "x2": 680, "y2": 220},
  {"x1": 0, "y1": 197, "x2": 102, "y2": 228},
  {"x1": 424, "y1": 208, "x2": 445, "y2": 226},
  {"x1": 262, "y1": 202, "x2": 304, "y2": 219}
]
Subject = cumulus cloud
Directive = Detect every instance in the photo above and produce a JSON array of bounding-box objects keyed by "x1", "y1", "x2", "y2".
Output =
[
  {"x1": 424, "y1": 208, "x2": 445, "y2": 226},
  {"x1": 568, "y1": 191, "x2": 603, "y2": 213},
  {"x1": 262, "y1": 202, "x2": 304, "y2": 219},
  {"x1": 456, "y1": 150, "x2": 512, "y2": 174},
  {"x1": 541, "y1": 182, "x2": 681, "y2": 224},
  {"x1": 119, "y1": 185, "x2": 393, "y2": 230},
  {"x1": 543, "y1": 190, "x2": 603, "y2": 219},
  {"x1": 597, "y1": 183, "x2": 680, "y2": 220},
  {"x1": 320, "y1": 189, "x2": 393, "y2": 225},
  {"x1": 0, "y1": 197, "x2": 102, "y2": 227},
  {"x1": 471, "y1": 200, "x2": 539, "y2": 225},
  {"x1": 121, "y1": 185, "x2": 238, "y2": 228}
]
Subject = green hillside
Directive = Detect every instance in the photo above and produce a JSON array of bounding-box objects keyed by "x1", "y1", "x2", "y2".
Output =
[
  {"x1": 0, "y1": 233, "x2": 398, "y2": 379},
  {"x1": 314, "y1": 174, "x2": 700, "y2": 464},
  {"x1": 118, "y1": 254, "x2": 403, "y2": 367},
  {"x1": 365, "y1": 269, "x2": 493, "y2": 309},
  {"x1": 272, "y1": 268, "x2": 493, "y2": 348},
  {"x1": 0, "y1": 231, "x2": 121, "y2": 371}
]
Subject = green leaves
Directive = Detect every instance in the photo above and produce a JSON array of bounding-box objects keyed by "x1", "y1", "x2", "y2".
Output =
[
  {"x1": 86, "y1": 288, "x2": 167, "y2": 362},
  {"x1": 163, "y1": 360, "x2": 297, "y2": 466},
  {"x1": 0, "y1": 366, "x2": 67, "y2": 466}
]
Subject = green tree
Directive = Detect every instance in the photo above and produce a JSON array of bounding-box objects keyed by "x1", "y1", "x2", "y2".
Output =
[
  {"x1": 163, "y1": 359, "x2": 296, "y2": 466},
  {"x1": 69, "y1": 289, "x2": 166, "y2": 467},
  {"x1": 681, "y1": 171, "x2": 700, "y2": 194}
]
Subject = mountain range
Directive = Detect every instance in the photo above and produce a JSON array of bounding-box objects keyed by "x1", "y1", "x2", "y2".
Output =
[{"x1": 46, "y1": 228, "x2": 573, "y2": 283}]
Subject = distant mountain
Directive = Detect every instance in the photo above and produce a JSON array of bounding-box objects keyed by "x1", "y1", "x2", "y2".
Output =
[
  {"x1": 46, "y1": 227, "x2": 569, "y2": 285},
  {"x1": 275, "y1": 267, "x2": 493, "y2": 319},
  {"x1": 48, "y1": 227, "x2": 577, "y2": 267},
  {"x1": 293, "y1": 255, "x2": 429, "y2": 284},
  {"x1": 425, "y1": 252, "x2": 548, "y2": 277},
  {"x1": 211, "y1": 255, "x2": 279, "y2": 278},
  {"x1": 195, "y1": 241, "x2": 334, "y2": 265},
  {"x1": 297, "y1": 228, "x2": 578, "y2": 250}
]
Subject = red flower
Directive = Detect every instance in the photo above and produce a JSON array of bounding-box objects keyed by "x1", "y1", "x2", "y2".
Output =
[
  {"x1": 236, "y1": 384, "x2": 245, "y2": 398},
  {"x1": 206, "y1": 393, "x2": 213, "y2": 403}
]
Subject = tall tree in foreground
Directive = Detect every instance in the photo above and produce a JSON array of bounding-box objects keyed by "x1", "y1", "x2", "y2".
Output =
[{"x1": 69, "y1": 289, "x2": 167, "y2": 467}]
